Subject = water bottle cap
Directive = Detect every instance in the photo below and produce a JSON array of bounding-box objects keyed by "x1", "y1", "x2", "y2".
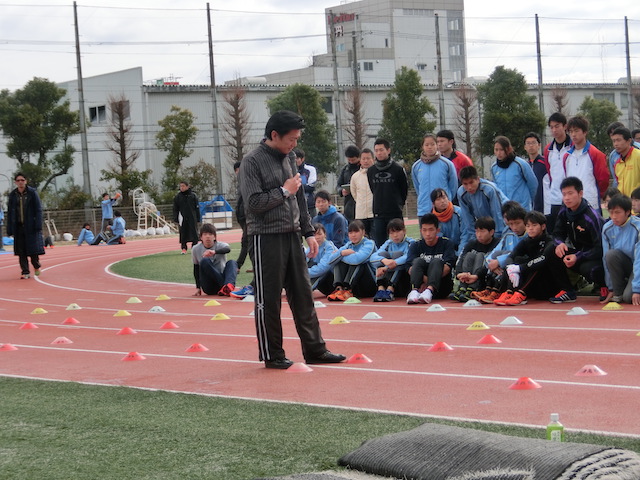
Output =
[{"x1": 550, "y1": 413, "x2": 559, "y2": 422}]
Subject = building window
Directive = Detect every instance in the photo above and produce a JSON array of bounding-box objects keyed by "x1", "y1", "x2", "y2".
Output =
[
  {"x1": 621, "y1": 92, "x2": 629, "y2": 109},
  {"x1": 416, "y1": 63, "x2": 428, "y2": 70},
  {"x1": 449, "y1": 19, "x2": 460, "y2": 30},
  {"x1": 593, "y1": 92, "x2": 615, "y2": 104},
  {"x1": 337, "y1": 43, "x2": 345, "y2": 52},
  {"x1": 322, "y1": 96, "x2": 333, "y2": 115},
  {"x1": 89, "y1": 105, "x2": 106, "y2": 124},
  {"x1": 385, "y1": 38, "x2": 389, "y2": 48},
  {"x1": 363, "y1": 61, "x2": 374, "y2": 71},
  {"x1": 449, "y1": 44, "x2": 461, "y2": 56}
]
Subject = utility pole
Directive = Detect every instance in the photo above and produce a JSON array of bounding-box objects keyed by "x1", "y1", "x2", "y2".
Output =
[
  {"x1": 435, "y1": 13, "x2": 446, "y2": 129},
  {"x1": 329, "y1": 11, "x2": 344, "y2": 167},
  {"x1": 625, "y1": 16, "x2": 634, "y2": 128},
  {"x1": 351, "y1": 31, "x2": 359, "y2": 88},
  {"x1": 535, "y1": 14, "x2": 545, "y2": 144},
  {"x1": 73, "y1": 1, "x2": 91, "y2": 200},
  {"x1": 207, "y1": 3, "x2": 223, "y2": 195}
]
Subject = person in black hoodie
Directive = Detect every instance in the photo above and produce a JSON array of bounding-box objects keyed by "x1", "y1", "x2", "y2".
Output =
[
  {"x1": 337, "y1": 145, "x2": 361, "y2": 223},
  {"x1": 173, "y1": 181, "x2": 201, "y2": 254},
  {"x1": 367, "y1": 138, "x2": 408, "y2": 247}
]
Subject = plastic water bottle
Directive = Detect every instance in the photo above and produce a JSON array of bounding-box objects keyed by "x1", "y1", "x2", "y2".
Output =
[{"x1": 546, "y1": 413, "x2": 565, "y2": 442}]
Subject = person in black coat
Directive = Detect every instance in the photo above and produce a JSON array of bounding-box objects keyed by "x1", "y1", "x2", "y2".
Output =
[
  {"x1": 6, "y1": 172, "x2": 45, "y2": 279},
  {"x1": 173, "y1": 181, "x2": 201, "y2": 254}
]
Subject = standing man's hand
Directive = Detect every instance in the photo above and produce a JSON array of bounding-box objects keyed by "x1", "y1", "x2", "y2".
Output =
[
  {"x1": 306, "y1": 235, "x2": 319, "y2": 258},
  {"x1": 283, "y1": 173, "x2": 302, "y2": 196}
]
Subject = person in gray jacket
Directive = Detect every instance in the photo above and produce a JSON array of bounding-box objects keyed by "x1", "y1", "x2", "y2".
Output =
[
  {"x1": 239, "y1": 110, "x2": 346, "y2": 369},
  {"x1": 192, "y1": 223, "x2": 237, "y2": 296}
]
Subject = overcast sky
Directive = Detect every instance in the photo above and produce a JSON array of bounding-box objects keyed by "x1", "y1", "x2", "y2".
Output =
[{"x1": 0, "y1": 0, "x2": 639, "y2": 91}]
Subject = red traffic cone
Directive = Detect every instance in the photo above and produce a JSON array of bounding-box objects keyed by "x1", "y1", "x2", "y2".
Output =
[
  {"x1": 285, "y1": 362, "x2": 313, "y2": 373},
  {"x1": 428, "y1": 341, "x2": 453, "y2": 352},
  {"x1": 160, "y1": 321, "x2": 179, "y2": 329},
  {"x1": 62, "y1": 317, "x2": 80, "y2": 325},
  {"x1": 122, "y1": 351, "x2": 146, "y2": 361},
  {"x1": 117, "y1": 327, "x2": 137, "y2": 335},
  {"x1": 346, "y1": 353, "x2": 373, "y2": 364},
  {"x1": 186, "y1": 343, "x2": 209, "y2": 352},
  {"x1": 477, "y1": 334, "x2": 502, "y2": 344},
  {"x1": 19, "y1": 322, "x2": 38, "y2": 330},
  {"x1": 509, "y1": 377, "x2": 541, "y2": 390},
  {"x1": 0, "y1": 343, "x2": 19, "y2": 351}
]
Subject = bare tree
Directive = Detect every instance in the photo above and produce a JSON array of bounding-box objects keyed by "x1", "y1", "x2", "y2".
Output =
[
  {"x1": 221, "y1": 84, "x2": 252, "y2": 171},
  {"x1": 453, "y1": 85, "x2": 480, "y2": 159},
  {"x1": 632, "y1": 86, "x2": 640, "y2": 128},
  {"x1": 100, "y1": 94, "x2": 150, "y2": 205},
  {"x1": 343, "y1": 87, "x2": 368, "y2": 150},
  {"x1": 549, "y1": 86, "x2": 570, "y2": 116}
]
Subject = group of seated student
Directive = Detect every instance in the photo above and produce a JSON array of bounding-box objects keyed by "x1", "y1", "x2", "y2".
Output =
[{"x1": 302, "y1": 174, "x2": 640, "y2": 307}]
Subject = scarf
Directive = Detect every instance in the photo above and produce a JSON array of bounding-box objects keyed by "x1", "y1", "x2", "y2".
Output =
[
  {"x1": 566, "y1": 198, "x2": 590, "y2": 222},
  {"x1": 496, "y1": 153, "x2": 516, "y2": 169},
  {"x1": 420, "y1": 151, "x2": 440, "y2": 164},
  {"x1": 432, "y1": 201, "x2": 454, "y2": 223}
]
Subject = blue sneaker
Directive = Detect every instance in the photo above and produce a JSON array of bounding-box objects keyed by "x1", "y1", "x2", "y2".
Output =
[
  {"x1": 230, "y1": 285, "x2": 253, "y2": 299},
  {"x1": 373, "y1": 290, "x2": 387, "y2": 302},
  {"x1": 549, "y1": 290, "x2": 577, "y2": 304}
]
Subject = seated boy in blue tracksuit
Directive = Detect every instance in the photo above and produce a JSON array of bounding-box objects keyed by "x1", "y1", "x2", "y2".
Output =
[
  {"x1": 312, "y1": 190, "x2": 349, "y2": 248},
  {"x1": 306, "y1": 223, "x2": 338, "y2": 295},
  {"x1": 370, "y1": 218, "x2": 414, "y2": 302},
  {"x1": 192, "y1": 223, "x2": 238, "y2": 296},
  {"x1": 77, "y1": 223, "x2": 95, "y2": 246},
  {"x1": 327, "y1": 220, "x2": 376, "y2": 301}
]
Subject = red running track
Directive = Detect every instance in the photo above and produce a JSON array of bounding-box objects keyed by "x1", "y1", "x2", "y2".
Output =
[{"x1": 1, "y1": 233, "x2": 640, "y2": 437}]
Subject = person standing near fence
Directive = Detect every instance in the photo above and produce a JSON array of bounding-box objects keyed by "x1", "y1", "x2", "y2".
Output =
[
  {"x1": 173, "y1": 181, "x2": 201, "y2": 254},
  {"x1": 6, "y1": 173, "x2": 45, "y2": 279},
  {"x1": 100, "y1": 191, "x2": 121, "y2": 234}
]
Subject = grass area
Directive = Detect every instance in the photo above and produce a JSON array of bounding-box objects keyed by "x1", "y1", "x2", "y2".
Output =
[{"x1": 2, "y1": 377, "x2": 639, "y2": 480}]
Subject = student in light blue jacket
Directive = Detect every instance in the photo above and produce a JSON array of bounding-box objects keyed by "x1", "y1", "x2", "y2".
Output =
[
  {"x1": 77, "y1": 223, "x2": 95, "y2": 246},
  {"x1": 306, "y1": 223, "x2": 338, "y2": 295},
  {"x1": 327, "y1": 220, "x2": 377, "y2": 301},
  {"x1": 370, "y1": 218, "x2": 414, "y2": 301},
  {"x1": 491, "y1": 136, "x2": 538, "y2": 212},
  {"x1": 430, "y1": 188, "x2": 465, "y2": 256}
]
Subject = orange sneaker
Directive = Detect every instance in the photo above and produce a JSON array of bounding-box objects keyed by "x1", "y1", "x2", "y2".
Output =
[
  {"x1": 471, "y1": 289, "x2": 490, "y2": 300},
  {"x1": 478, "y1": 290, "x2": 499, "y2": 304},
  {"x1": 493, "y1": 290, "x2": 513, "y2": 306},
  {"x1": 336, "y1": 289, "x2": 353, "y2": 301},
  {"x1": 504, "y1": 291, "x2": 527, "y2": 306},
  {"x1": 327, "y1": 287, "x2": 343, "y2": 301}
]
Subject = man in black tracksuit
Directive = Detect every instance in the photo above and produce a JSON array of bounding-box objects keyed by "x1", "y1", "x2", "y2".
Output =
[
  {"x1": 367, "y1": 138, "x2": 408, "y2": 247},
  {"x1": 239, "y1": 110, "x2": 346, "y2": 369}
]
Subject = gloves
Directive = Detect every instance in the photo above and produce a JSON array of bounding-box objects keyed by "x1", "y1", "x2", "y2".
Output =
[{"x1": 506, "y1": 264, "x2": 520, "y2": 288}]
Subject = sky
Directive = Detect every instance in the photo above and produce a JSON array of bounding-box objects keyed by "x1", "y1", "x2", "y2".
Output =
[{"x1": 0, "y1": 0, "x2": 639, "y2": 91}]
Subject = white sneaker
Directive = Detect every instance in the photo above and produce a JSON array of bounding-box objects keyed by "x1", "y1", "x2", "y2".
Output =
[
  {"x1": 418, "y1": 289, "x2": 433, "y2": 304},
  {"x1": 407, "y1": 289, "x2": 420, "y2": 304}
]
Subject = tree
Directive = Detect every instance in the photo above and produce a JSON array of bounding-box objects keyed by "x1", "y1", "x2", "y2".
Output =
[
  {"x1": 221, "y1": 84, "x2": 252, "y2": 166},
  {"x1": 0, "y1": 77, "x2": 79, "y2": 192},
  {"x1": 378, "y1": 67, "x2": 437, "y2": 166},
  {"x1": 42, "y1": 179, "x2": 92, "y2": 210},
  {"x1": 453, "y1": 85, "x2": 480, "y2": 160},
  {"x1": 267, "y1": 83, "x2": 336, "y2": 175},
  {"x1": 577, "y1": 96, "x2": 622, "y2": 153},
  {"x1": 632, "y1": 86, "x2": 640, "y2": 128},
  {"x1": 343, "y1": 88, "x2": 368, "y2": 150},
  {"x1": 477, "y1": 66, "x2": 545, "y2": 155},
  {"x1": 156, "y1": 106, "x2": 198, "y2": 193},
  {"x1": 180, "y1": 159, "x2": 218, "y2": 201},
  {"x1": 549, "y1": 86, "x2": 570, "y2": 116},
  {"x1": 100, "y1": 94, "x2": 151, "y2": 205}
]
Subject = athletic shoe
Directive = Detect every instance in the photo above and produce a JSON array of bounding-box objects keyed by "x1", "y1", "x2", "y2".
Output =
[
  {"x1": 471, "y1": 289, "x2": 491, "y2": 301},
  {"x1": 477, "y1": 290, "x2": 499, "y2": 304},
  {"x1": 34, "y1": 269, "x2": 41, "y2": 276},
  {"x1": 373, "y1": 290, "x2": 387, "y2": 302},
  {"x1": 336, "y1": 289, "x2": 353, "y2": 301},
  {"x1": 327, "y1": 288, "x2": 343, "y2": 301},
  {"x1": 504, "y1": 291, "x2": 527, "y2": 306},
  {"x1": 20, "y1": 274, "x2": 30, "y2": 280},
  {"x1": 599, "y1": 287, "x2": 610, "y2": 302},
  {"x1": 230, "y1": 285, "x2": 253, "y2": 299},
  {"x1": 549, "y1": 290, "x2": 577, "y2": 304},
  {"x1": 418, "y1": 289, "x2": 433, "y2": 304},
  {"x1": 181, "y1": 249, "x2": 187, "y2": 255},
  {"x1": 493, "y1": 290, "x2": 513, "y2": 306},
  {"x1": 217, "y1": 283, "x2": 235, "y2": 296},
  {"x1": 449, "y1": 287, "x2": 463, "y2": 301},
  {"x1": 612, "y1": 294, "x2": 623, "y2": 303},
  {"x1": 458, "y1": 287, "x2": 474, "y2": 302},
  {"x1": 407, "y1": 289, "x2": 420, "y2": 304},
  {"x1": 385, "y1": 290, "x2": 395, "y2": 302}
]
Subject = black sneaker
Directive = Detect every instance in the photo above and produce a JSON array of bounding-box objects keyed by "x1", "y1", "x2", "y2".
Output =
[
  {"x1": 306, "y1": 351, "x2": 346, "y2": 364},
  {"x1": 264, "y1": 358, "x2": 293, "y2": 369}
]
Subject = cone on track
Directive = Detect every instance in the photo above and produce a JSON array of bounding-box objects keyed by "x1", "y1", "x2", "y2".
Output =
[
  {"x1": 149, "y1": 306, "x2": 165, "y2": 313},
  {"x1": 186, "y1": 343, "x2": 209, "y2": 352},
  {"x1": 509, "y1": 377, "x2": 541, "y2": 390},
  {"x1": 463, "y1": 299, "x2": 482, "y2": 307},
  {"x1": 241, "y1": 295, "x2": 255, "y2": 303},
  {"x1": 427, "y1": 304, "x2": 446, "y2": 312},
  {"x1": 66, "y1": 303, "x2": 81, "y2": 310},
  {"x1": 575, "y1": 364, "x2": 607, "y2": 376},
  {"x1": 330, "y1": 316, "x2": 349, "y2": 324},
  {"x1": 122, "y1": 351, "x2": 146, "y2": 361},
  {"x1": 211, "y1": 313, "x2": 230, "y2": 320},
  {"x1": 567, "y1": 307, "x2": 588, "y2": 316},
  {"x1": 477, "y1": 334, "x2": 502, "y2": 344},
  {"x1": 156, "y1": 294, "x2": 171, "y2": 301},
  {"x1": 126, "y1": 297, "x2": 142, "y2": 304},
  {"x1": 313, "y1": 301, "x2": 326, "y2": 308},
  {"x1": 19, "y1": 322, "x2": 38, "y2": 330},
  {"x1": 51, "y1": 336, "x2": 73, "y2": 345},
  {"x1": 204, "y1": 299, "x2": 221, "y2": 306},
  {"x1": 428, "y1": 341, "x2": 453, "y2": 352},
  {"x1": 117, "y1": 327, "x2": 137, "y2": 335},
  {"x1": 285, "y1": 362, "x2": 313, "y2": 373},
  {"x1": 31, "y1": 307, "x2": 48, "y2": 314},
  {"x1": 160, "y1": 321, "x2": 179, "y2": 329},
  {"x1": 467, "y1": 321, "x2": 490, "y2": 331},
  {"x1": 62, "y1": 317, "x2": 80, "y2": 325},
  {"x1": 602, "y1": 301, "x2": 623, "y2": 311},
  {"x1": 500, "y1": 316, "x2": 523, "y2": 325},
  {"x1": 113, "y1": 310, "x2": 131, "y2": 317},
  {"x1": 362, "y1": 312, "x2": 382, "y2": 319},
  {"x1": 0, "y1": 343, "x2": 19, "y2": 351},
  {"x1": 344, "y1": 297, "x2": 361, "y2": 304},
  {"x1": 346, "y1": 353, "x2": 372, "y2": 364}
]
